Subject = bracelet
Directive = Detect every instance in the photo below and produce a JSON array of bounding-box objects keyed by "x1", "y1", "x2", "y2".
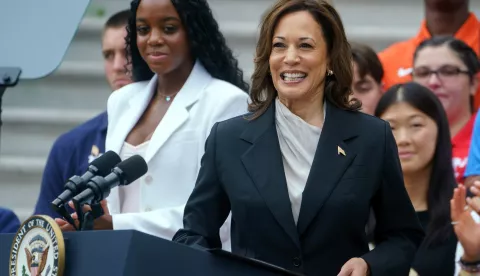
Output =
[{"x1": 459, "y1": 259, "x2": 480, "y2": 273}]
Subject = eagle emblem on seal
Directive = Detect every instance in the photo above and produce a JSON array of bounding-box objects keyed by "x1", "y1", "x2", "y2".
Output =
[{"x1": 24, "y1": 234, "x2": 50, "y2": 276}]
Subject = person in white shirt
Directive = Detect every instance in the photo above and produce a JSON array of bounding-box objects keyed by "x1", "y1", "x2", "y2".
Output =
[{"x1": 56, "y1": 0, "x2": 250, "y2": 251}]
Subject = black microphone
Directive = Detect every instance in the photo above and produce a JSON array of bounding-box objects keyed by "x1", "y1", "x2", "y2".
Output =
[
  {"x1": 72, "y1": 155, "x2": 148, "y2": 206},
  {"x1": 51, "y1": 150, "x2": 121, "y2": 209}
]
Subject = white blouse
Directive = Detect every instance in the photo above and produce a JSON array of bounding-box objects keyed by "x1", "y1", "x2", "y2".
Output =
[
  {"x1": 118, "y1": 141, "x2": 149, "y2": 214},
  {"x1": 275, "y1": 98, "x2": 325, "y2": 224}
]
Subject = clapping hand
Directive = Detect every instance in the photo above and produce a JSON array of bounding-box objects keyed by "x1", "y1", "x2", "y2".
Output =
[{"x1": 451, "y1": 182, "x2": 480, "y2": 262}]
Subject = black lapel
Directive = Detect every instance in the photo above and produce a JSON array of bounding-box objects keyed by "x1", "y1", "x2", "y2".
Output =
[
  {"x1": 240, "y1": 104, "x2": 301, "y2": 249},
  {"x1": 297, "y1": 101, "x2": 358, "y2": 235}
]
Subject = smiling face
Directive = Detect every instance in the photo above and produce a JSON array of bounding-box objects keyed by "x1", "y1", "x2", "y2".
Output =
[
  {"x1": 135, "y1": 0, "x2": 192, "y2": 76},
  {"x1": 380, "y1": 102, "x2": 438, "y2": 174},
  {"x1": 269, "y1": 11, "x2": 329, "y2": 101}
]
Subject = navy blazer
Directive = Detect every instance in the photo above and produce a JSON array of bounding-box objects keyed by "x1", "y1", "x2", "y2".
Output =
[
  {"x1": 0, "y1": 207, "x2": 20, "y2": 233},
  {"x1": 173, "y1": 101, "x2": 424, "y2": 276}
]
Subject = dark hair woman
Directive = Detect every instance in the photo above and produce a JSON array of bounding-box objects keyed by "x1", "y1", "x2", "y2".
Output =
[
  {"x1": 57, "y1": 0, "x2": 250, "y2": 253},
  {"x1": 173, "y1": 1, "x2": 424, "y2": 275},
  {"x1": 375, "y1": 81, "x2": 457, "y2": 276}
]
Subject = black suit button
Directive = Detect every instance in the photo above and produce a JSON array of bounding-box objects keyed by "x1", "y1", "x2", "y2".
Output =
[{"x1": 292, "y1": 256, "x2": 302, "y2": 267}]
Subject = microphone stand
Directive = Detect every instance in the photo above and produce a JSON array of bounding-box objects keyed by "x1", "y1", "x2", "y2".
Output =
[
  {"x1": 81, "y1": 203, "x2": 104, "y2": 231},
  {"x1": 74, "y1": 193, "x2": 105, "y2": 231},
  {"x1": 53, "y1": 203, "x2": 78, "y2": 231},
  {"x1": 0, "y1": 67, "x2": 21, "y2": 151},
  {"x1": 51, "y1": 174, "x2": 104, "y2": 230}
]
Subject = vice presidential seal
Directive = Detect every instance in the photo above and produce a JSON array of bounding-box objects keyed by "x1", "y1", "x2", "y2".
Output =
[{"x1": 9, "y1": 215, "x2": 65, "y2": 276}]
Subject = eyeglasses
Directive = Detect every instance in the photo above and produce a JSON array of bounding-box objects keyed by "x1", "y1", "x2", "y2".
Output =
[{"x1": 412, "y1": 65, "x2": 470, "y2": 82}]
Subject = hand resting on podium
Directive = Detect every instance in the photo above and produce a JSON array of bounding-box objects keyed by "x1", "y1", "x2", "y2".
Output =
[{"x1": 55, "y1": 200, "x2": 113, "y2": 231}]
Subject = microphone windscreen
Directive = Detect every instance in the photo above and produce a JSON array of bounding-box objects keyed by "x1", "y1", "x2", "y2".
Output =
[
  {"x1": 117, "y1": 155, "x2": 148, "y2": 185},
  {"x1": 89, "y1": 151, "x2": 122, "y2": 176}
]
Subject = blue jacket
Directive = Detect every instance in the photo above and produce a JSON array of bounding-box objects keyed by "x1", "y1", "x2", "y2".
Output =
[
  {"x1": 34, "y1": 111, "x2": 108, "y2": 218},
  {"x1": 465, "y1": 111, "x2": 480, "y2": 178},
  {"x1": 0, "y1": 207, "x2": 20, "y2": 233}
]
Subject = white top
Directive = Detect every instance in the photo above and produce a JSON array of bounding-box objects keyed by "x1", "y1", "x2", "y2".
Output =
[
  {"x1": 118, "y1": 141, "x2": 149, "y2": 213},
  {"x1": 105, "y1": 61, "x2": 247, "y2": 250},
  {"x1": 275, "y1": 98, "x2": 325, "y2": 224}
]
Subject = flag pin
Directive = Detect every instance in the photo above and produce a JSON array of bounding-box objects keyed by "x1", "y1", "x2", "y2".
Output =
[{"x1": 338, "y1": 146, "x2": 346, "y2": 156}]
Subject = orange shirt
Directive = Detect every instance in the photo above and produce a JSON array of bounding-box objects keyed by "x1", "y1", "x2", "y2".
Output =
[{"x1": 379, "y1": 13, "x2": 480, "y2": 108}]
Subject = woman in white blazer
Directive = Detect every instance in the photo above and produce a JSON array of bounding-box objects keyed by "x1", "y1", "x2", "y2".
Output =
[{"x1": 57, "y1": 0, "x2": 249, "y2": 250}]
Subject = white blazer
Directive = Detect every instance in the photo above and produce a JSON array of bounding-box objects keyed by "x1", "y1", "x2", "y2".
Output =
[{"x1": 105, "y1": 61, "x2": 249, "y2": 251}]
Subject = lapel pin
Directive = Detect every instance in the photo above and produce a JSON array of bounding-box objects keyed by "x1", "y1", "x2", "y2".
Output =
[{"x1": 337, "y1": 146, "x2": 346, "y2": 156}]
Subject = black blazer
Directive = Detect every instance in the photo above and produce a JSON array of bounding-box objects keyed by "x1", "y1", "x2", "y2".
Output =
[{"x1": 173, "y1": 101, "x2": 424, "y2": 276}]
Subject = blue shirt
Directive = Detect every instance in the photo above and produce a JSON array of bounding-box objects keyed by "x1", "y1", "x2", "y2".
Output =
[
  {"x1": 0, "y1": 207, "x2": 20, "y2": 233},
  {"x1": 465, "y1": 111, "x2": 480, "y2": 177},
  {"x1": 34, "y1": 111, "x2": 108, "y2": 218}
]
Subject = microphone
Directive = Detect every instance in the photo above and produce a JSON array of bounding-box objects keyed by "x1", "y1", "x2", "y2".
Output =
[
  {"x1": 72, "y1": 155, "x2": 148, "y2": 206},
  {"x1": 51, "y1": 150, "x2": 121, "y2": 209}
]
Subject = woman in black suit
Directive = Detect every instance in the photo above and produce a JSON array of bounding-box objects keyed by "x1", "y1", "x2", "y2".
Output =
[{"x1": 173, "y1": 0, "x2": 424, "y2": 275}]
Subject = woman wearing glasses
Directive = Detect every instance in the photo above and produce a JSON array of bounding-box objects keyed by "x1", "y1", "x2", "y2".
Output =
[{"x1": 412, "y1": 37, "x2": 479, "y2": 185}]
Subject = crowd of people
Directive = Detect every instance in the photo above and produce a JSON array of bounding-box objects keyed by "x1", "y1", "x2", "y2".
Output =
[{"x1": 1, "y1": 0, "x2": 480, "y2": 275}]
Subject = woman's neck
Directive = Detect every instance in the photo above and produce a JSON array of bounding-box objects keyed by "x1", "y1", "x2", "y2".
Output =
[
  {"x1": 155, "y1": 62, "x2": 194, "y2": 98},
  {"x1": 279, "y1": 91, "x2": 325, "y2": 127},
  {"x1": 449, "y1": 110, "x2": 472, "y2": 138},
  {"x1": 425, "y1": 6, "x2": 469, "y2": 36},
  {"x1": 404, "y1": 168, "x2": 431, "y2": 211}
]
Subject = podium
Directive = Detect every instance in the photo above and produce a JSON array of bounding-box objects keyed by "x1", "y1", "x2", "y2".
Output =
[{"x1": 1, "y1": 230, "x2": 302, "y2": 275}]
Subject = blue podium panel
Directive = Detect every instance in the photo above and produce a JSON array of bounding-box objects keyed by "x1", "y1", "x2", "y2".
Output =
[{"x1": 1, "y1": 230, "x2": 301, "y2": 276}]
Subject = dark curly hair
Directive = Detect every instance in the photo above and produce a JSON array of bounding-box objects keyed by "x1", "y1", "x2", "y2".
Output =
[{"x1": 125, "y1": 0, "x2": 250, "y2": 92}]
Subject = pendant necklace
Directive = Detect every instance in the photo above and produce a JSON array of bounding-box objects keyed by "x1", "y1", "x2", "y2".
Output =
[{"x1": 157, "y1": 91, "x2": 178, "y2": 102}]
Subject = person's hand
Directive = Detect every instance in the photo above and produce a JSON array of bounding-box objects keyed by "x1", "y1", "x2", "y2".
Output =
[
  {"x1": 451, "y1": 184, "x2": 480, "y2": 262},
  {"x1": 54, "y1": 200, "x2": 113, "y2": 231},
  {"x1": 337, "y1": 258, "x2": 370, "y2": 276},
  {"x1": 469, "y1": 180, "x2": 480, "y2": 197}
]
